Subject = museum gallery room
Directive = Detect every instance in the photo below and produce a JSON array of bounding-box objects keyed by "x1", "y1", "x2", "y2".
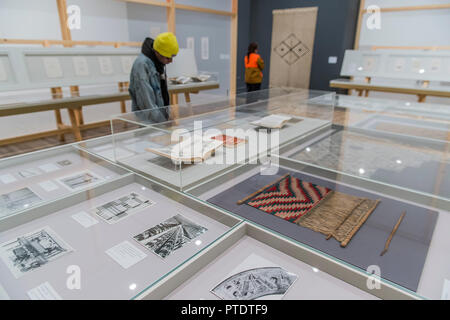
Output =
[{"x1": 0, "y1": 0, "x2": 448, "y2": 302}]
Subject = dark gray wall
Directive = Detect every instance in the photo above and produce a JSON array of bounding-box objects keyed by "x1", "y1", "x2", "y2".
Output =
[
  {"x1": 238, "y1": 0, "x2": 360, "y2": 92},
  {"x1": 236, "y1": 0, "x2": 252, "y2": 93}
]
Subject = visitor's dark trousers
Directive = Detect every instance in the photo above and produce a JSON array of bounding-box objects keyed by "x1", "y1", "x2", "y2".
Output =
[{"x1": 246, "y1": 83, "x2": 261, "y2": 92}]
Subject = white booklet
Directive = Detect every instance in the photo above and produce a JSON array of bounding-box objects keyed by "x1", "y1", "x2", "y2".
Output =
[
  {"x1": 169, "y1": 76, "x2": 191, "y2": 84},
  {"x1": 191, "y1": 74, "x2": 211, "y2": 82},
  {"x1": 146, "y1": 136, "x2": 223, "y2": 163},
  {"x1": 250, "y1": 114, "x2": 292, "y2": 129}
]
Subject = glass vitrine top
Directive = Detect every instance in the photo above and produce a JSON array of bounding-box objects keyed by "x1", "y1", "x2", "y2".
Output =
[
  {"x1": 113, "y1": 88, "x2": 336, "y2": 129},
  {"x1": 283, "y1": 124, "x2": 449, "y2": 206},
  {"x1": 0, "y1": 143, "x2": 129, "y2": 222},
  {"x1": 308, "y1": 94, "x2": 450, "y2": 141}
]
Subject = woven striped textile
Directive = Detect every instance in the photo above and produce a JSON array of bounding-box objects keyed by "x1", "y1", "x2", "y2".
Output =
[
  {"x1": 243, "y1": 175, "x2": 331, "y2": 222},
  {"x1": 242, "y1": 174, "x2": 380, "y2": 247}
]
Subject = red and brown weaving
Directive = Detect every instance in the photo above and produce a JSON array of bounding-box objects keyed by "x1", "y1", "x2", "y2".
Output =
[
  {"x1": 241, "y1": 174, "x2": 331, "y2": 222},
  {"x1": 211, "y1": 135, "x2": 246, "y2": 148},
  {"x1": 238, "y1": 174, "x2": 380, "y2": 247}
]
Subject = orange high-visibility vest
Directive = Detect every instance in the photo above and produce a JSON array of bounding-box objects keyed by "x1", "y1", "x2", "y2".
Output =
[
  {"x1": 245, "y1": 53, "x2": 264, "y2": 84},
  {"x1": 245, "y1": 53, "x2": 260, "y2": 68}
]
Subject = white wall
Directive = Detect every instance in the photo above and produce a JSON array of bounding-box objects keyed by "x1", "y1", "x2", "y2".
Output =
[
  {"x1": 126, "y1": 1, "x2": 232, "y2": 95},
  {"x1": 126, "y1": 3, "x2": 168, "y2": 41},
  {"x1": 0, "y1": 1, "x2": 231, "y2": 139},
  {"x1": 0, "y1": 0, "x2": 61, "y2": 40},
  {"x1": 68, "y1": 0, "x2": 130, "y2": 42},
  {"x1": 355, "y1": 0, "x2": 450, "y2": 105},
  {"x1": 360, "y1": 0, "x2": 450, "y2": 48},
  {"x1": 0, "y1": 1, "x2": 133, "y2": 139}
]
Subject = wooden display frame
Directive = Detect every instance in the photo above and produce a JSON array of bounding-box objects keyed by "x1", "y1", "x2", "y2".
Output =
[
  {"x1": 0, "y1": 0, "x2": 237, "y2": 95},
  {"x1": 354, "y1": 2, "x2": 450, "y2": 50},
  {"x1": 0, "y1": 146, "x2": 418, "y2": 299}
]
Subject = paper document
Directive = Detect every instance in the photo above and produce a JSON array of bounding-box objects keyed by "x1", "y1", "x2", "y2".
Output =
[
  {"x1": 251, "y1": 114, "x2": 292, "y2": 129},
  {"x1": 106, "y1": 241, "x2": 147, "y2": 269},
  {"x1": 27, "y1": 282, "x2": 62, "y2": 300}
]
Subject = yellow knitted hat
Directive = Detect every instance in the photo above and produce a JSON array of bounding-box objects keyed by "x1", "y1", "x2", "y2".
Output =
[{"x1": 153, "y1": 32, "x2": 179, "y2": 58}]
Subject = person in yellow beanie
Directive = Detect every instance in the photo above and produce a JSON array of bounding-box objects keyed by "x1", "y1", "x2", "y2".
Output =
[{"x1": 129, "y1": 32, "x2": 179, "y2": 122}]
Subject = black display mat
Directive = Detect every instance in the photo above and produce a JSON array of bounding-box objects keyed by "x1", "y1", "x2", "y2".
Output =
[{"x1": 207, "y1": 167, "x2": 439, "y2": 292}]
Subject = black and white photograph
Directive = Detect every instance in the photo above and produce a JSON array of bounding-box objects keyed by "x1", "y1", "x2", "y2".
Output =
[
  {"x1": 210, "y1": 253, "x2": 298, "y2": 300},
  {"x1": 133, "y1": 214, "x2": 207, "y2": 259},
  {"x1": 0, "y1": 187, "x2": 42, "y2": 218},
  {"x1": 0, "y1": 227, "x2": 73, "y2": 278},
  {"x1": 91, "y1": 192, "x2": 154, "y2": 224},
  {"x1": 211, "y1": 266, "x2": 298, "y2": 300},
  {"x1": 57, "y1": 170, "x2": 102, "y2": 191}
]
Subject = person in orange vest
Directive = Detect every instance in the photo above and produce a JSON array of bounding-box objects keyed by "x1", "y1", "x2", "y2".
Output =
[{"x1": 245, "y1": 42, "x2": 264, "y2": 92}]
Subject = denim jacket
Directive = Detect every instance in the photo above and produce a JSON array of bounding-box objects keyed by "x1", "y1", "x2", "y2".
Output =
[{"x1": 128, "y1": 53, "x2": 169, "y2": 123}]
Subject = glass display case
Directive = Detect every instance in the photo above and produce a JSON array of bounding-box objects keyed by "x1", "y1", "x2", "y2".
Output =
[
  {"x1": 3, "y1": 88, "x2": 447, "y2": 300},
  {"x1": 114, "y1": 88, "x2": 336, "y2": 128},
  {"x1": 0, "y1": 143, "x2": 129, "y2": 222},
  {"x1": 184, "y1": 155, "x2": 449, "y2": 300},
  {"x1": 157, "y1": 223, "x2": 379, "y2": 300},
  {"x1": 0, "y1": 144, "x2": 243, "y2": 300},
  {"x1": 101, "y1": 88, "x2": 335, "y2": 191},
  {"x1": 0, "y1": 140, "x2": 392, "y2": 301}
]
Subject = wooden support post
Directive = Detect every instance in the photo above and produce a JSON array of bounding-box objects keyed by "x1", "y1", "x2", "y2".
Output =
[
  {"x1": 50, "y1": 87, "x2": 66, "y2": 142},
  {"x1": 118, "y1": 82, "x2": 129, "y2": 113},
  {"x1": 166, "y1": 0, "x2": 176, "y2": 34},
  {"x1": 73, "y1": 109, "x2": 83, "y2": 126},
  {"x1": 53, "y1": 109, "x2": 65, "y2": 142},
  {"x1": 230, "y1": 0, "x2": 238, "y2": 97},
  {"x1": 70, "y1": 85, "x2": 84, "y2": 125},
  {"x1": 70, "y1": 85, "x2": 80, "y2": 97},
  {"x1": 67, "y1": 108, "x2": 83, "y2": 141},
  {"x1": 364, "y1": 77, "x2": 371, "y2": 97},
  {"x1": 170, "y1": 93, "x2": 180, "y2": 125},
  {"x1": 184, "y1": 92, "x2": 191, "y2": 103},
  {"x1": 56, "y1": 0, "x2": 72, "y2": 46},
  {"x1": 417, "y1": 94, "x2": 427, "y2": 103}
]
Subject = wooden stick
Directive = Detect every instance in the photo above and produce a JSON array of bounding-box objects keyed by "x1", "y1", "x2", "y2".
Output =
[
  {"x1": 237, "y1": 173, "x2": 290, "y2": 205},
  {"x1": 380, "y1": 211, "x2": 406, "y2": 256}
]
